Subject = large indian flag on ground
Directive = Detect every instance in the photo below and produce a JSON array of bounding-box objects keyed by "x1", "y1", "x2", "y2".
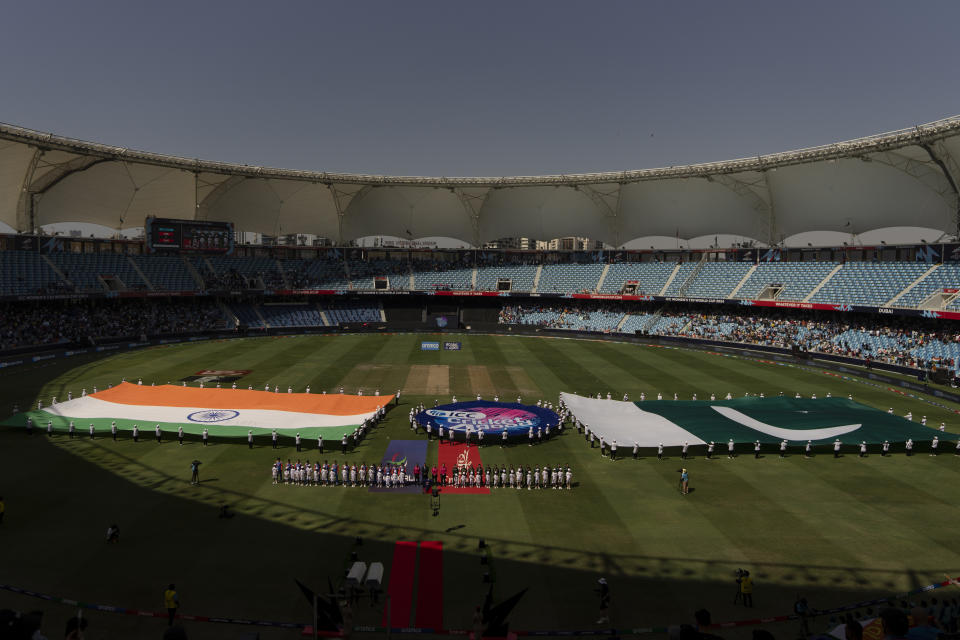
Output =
[
  {"x1": 2, "y1": 383, "x2": 393, "y2": 439},
  {"x1": 561, "y1": 392, "x2": 953, "y2": 447}
]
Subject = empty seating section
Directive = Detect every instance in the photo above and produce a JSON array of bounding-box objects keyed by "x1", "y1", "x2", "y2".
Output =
[
  {"x1": 227, "y1": 303, "x2": 266, "y2": 328},
  {"x1": 257, "y1": 304, "x2": 324, "y2": 327},
  {"x1": 205, "y1": 256, "x2": 284, "y2": 288},
  {"x1": 599, "y1": 263, "x2": 676, "y2": 294},
  {"x1": 413, "y1": 267, "x2": 473, "y2": 290},
  {"x1": 810, "y1": 262, "x2": 928, "y2": 305},
  {"x1": 735, "y1": 262, "x2": 838, "y2": 301},
  {"x1": 5, "y1": 252, "x2": 960, "y2": 310},
  {"x1": 475, "y1": 265, "x2": 537, "y2": 291},
  {"x1": 647, "y1": 314, "x2": 690, "y2": 335},
  {"x1": 280, "y1": 259, "x2": 348, "y2": 289},
  {"x1": 618, "y1": 314, "x2": 658, "y2": 334},
  {"x1": 662, "y1": 263, "x2": 698, "y2": 295},
  {"x1": 131, "y1": 256, "x2": 196, "y2": 291},
  {"x1": 895, "y1": 263, "x2": 960, "y2": 308},
  {"x1": 325, "y1": 304, "x2": 381, "y2": 324},
  {"x1": 0, "y1": 251, "x2": 64, "y2": 295},
  {"x1": 47, "y1": 253, "x2": 145, "y2": 291},
  {"x1": 681, "y1": 262, "x2": 754, "y2": 299},
  {"x1": 348, "y1": 260, "x2": 409, "y2": 289},
  {"x1": 536, "y1": 264, "x2": 603, "y2": 293}
]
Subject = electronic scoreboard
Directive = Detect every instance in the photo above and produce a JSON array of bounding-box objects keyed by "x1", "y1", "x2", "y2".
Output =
[{"x1": 146, "y1": 217, "x2": 234, "y2": 254}]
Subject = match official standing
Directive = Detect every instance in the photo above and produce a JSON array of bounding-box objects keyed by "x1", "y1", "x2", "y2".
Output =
[
  {"x1": 296, "y1": 433, "x2": 302, "y2": 452},
  {"x1": 111, "y1": 421, "x2": 117, "y2": 441},
  {"x1": 248, "y1": 430, "x2": 254, "y2": 449},
  {"x1": 202, "y1": 428, "x2": 208, "y2": 446},
  {"x1": 740, "y1": 572, "x2": 754, "y2": 607},
  {"x1": 272, "y1": 429, "x2": 278, "y2": 449},
  {"x1": 164, "y1": 584, "x2": 179, "y2": 626}
]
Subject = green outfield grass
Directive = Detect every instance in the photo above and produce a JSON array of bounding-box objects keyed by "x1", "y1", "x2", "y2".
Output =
[{"x1": 1, "y1": 333, "x2": 959, "y2": 640}]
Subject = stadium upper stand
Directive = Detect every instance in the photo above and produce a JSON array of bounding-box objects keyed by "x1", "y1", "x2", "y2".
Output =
[{"x1": 6, "y1": 250, "x2": 960, "y2": 311}]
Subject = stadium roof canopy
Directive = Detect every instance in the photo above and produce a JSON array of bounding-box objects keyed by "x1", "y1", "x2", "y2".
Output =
[{"x1": 1, "y1": 117, "x2": 959, "y2": 248}]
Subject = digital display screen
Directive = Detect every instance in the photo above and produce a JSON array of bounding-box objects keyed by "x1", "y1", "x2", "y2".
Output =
[{"x1": 147, "y1": 218, "x2": 234, "y2": 254}]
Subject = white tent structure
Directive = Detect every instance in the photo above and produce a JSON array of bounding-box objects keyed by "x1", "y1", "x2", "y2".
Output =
[{"x1": 1, "y1": 116, "x2": 959, "y2": 247}]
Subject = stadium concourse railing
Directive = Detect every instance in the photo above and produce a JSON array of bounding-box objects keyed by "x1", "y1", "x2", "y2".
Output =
[{"x1": 3, "y1": 319, "x2": 960, "y2": 406}]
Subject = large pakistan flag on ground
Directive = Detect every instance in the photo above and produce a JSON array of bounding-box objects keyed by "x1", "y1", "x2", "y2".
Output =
[
  {"x1": 560, "y1": 392, "x2": 954, "y2": 447},
  {"x1": 2, "y1": 383, "x2": 393, "y2": 439}
]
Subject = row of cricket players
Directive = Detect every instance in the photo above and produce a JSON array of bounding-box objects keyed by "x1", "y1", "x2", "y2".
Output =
[
  {"x1": 272, "y1": 459, "x2": 574, "y2": 489},
  {"x1": 575, "y1": 425, "x2": 955, "y2": 458}
]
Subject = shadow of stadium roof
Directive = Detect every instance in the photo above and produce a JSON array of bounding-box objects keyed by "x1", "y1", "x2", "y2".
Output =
[{"x1": 2, "y1": 116, "x2": 959, "y2": 246}]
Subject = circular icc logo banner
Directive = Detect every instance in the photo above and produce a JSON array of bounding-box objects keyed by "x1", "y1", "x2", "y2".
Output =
[
  {"x1": 416, "y1": 401, "x2": 558, "y2": 436},
  {"x1": 187, "y1": 409, "x2": 240, "y2": 423}
]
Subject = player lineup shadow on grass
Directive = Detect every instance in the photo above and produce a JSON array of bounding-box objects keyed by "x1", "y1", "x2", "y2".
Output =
[{"x1": 45, "y1": 435, "x2": 926, "y2": 591}]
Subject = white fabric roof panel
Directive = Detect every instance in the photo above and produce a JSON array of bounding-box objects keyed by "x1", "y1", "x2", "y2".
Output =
[
  {"x1": 35, "y1": 161, "x2": 196, "y2": 229},
  {"x1": 1, "y1": 117, "x2": 959, "y2": 244},
  {"x1": 202, "y1": 178, "x2": 340, "y2": 238},
  {"x1": 342, "y1": 186, "x2": 475, "y2": 244},
  {"x1": 0, "y1": 141, "x2": 35, "y2": 230}
]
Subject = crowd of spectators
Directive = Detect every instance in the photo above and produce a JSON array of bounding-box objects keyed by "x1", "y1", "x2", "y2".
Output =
[
  {"x1": 201, "y1": 267, "x2": 247, "y2": 290},
  {"x1": 499, "y1": 302, "x2": 628, "y2": 331},
  {"x1": 499, "y1": 302, "x2": 960, "y2": 373},
  {"x1": 0, "y1": 300, "x2": 230, "y2": 352}
]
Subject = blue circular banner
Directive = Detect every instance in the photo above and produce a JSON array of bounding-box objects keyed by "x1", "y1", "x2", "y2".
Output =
[{"x1": 415, "y1": 401, "x2": 559, "y2": 436}]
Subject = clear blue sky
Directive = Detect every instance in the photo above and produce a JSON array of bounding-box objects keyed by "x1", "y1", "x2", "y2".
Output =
[{"x1": 2, "y1": 0, "x2": 959, "y2": 177}]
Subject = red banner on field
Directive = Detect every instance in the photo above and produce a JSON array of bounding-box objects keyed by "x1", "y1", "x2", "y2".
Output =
[{"x1": 436, "y1": 442, "x2": 490, "y2": 494}]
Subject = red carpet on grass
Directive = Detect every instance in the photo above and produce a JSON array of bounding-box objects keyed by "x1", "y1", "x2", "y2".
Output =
[
  {"x1": 414, "y1": 541, "x2": 444, "y2": 629},
  {"x1": 381, "y1": 541, "x2": 417, "y2": 627},
  {"x1": 436, "y1": 442, "x2": 491, "y2": 494}
]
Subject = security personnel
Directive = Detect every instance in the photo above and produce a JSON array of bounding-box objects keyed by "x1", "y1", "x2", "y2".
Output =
[
  {"x1": 163, "y1": 584, "x2": 179, "y2": 626},
  {"x1": 740, "y1": 571, "x2": 754, "y2": 607}
]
